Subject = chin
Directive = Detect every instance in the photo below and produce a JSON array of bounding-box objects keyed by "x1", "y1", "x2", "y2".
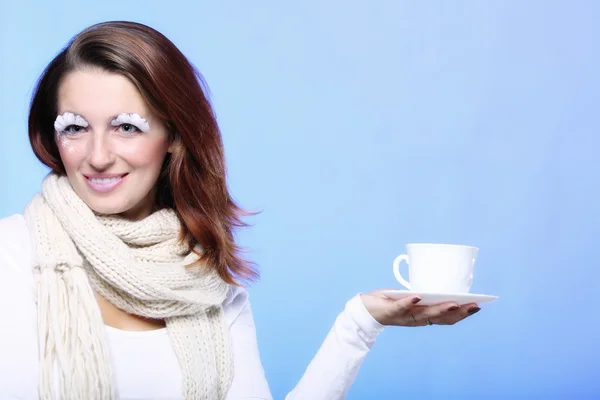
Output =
[
  {"x1": 72, "y1": 180, "x2": 155, "y2": 220},
  {"x1": 86, "y1": 194, "x2": 153, "y2": 220},
  {"x1": 86, "y1": 201, "x2": 132, "y2": 216},
  {"x1": 76, "y1": 191, "x2": 132, "y2": 216}
]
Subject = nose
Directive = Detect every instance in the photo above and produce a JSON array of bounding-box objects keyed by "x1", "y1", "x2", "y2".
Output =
[{"x1": 87, "y1": 133, "x2": 116, "y2": 170}]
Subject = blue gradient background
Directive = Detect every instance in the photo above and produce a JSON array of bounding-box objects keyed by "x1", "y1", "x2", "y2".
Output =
[{"x1": 1, "y1": 2, "x2": 598, "y2": 399}]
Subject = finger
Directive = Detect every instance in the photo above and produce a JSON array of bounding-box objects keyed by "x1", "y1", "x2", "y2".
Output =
[
  {"x1": 462, "y1": 303, "x2": 481, "y2": 314},
  {"x1": 392, "y1": 295, "x2": 423, "y2": 312},
  {"x1": 412, "y1": 301, "x2": 460, "y2": 321},
  {"x1": 368, "y1": 295, "x2": 423, "y2": 327},
  {"x1": 383, "y1": 296, "x2": 424, "y2": 326},
  {"x1": 401, "y1": 302, "x2": 459, "y2": 327},
  {"x1": 433, "y1": 303, "x2": 482, "y2": 325}
]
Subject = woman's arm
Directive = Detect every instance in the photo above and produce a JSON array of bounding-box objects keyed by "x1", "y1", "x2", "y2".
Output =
[
  {"x1": 225, "y1": 287, "x2": 384, "y2": 400},
  {"x1": 283, "y1": 295, "x2": 385, "y2": 399},
  {"x1": 0, "y1": 214, "x2": 39, "y2": 399},
  {"x1": 225, "y1": 289, "x2": 274, "y2": 400}
]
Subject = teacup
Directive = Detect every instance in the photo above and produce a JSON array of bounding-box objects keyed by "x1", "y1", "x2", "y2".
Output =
[{"x1": 392, "y1": 243, "x2": 478, "y2": 293}]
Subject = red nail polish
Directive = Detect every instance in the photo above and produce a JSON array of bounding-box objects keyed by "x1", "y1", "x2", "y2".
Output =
[
  {"x1": 448, "y1": 306, "x2": 459, "y2": 311},
  {"x1": 412, "y1": 297, "x2": 421, "y2": 304},
  {"x1": 468, "y1": 307, "x2": 481, "y2": 314}
]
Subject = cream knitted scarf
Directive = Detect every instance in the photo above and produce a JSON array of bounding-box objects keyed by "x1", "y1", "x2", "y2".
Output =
[{"x1": 23, "y1": 173, "x2": 233, "y2": 399}]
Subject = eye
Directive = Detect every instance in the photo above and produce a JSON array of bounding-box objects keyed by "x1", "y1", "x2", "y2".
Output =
[
  {"x1": 62, "y1": 125, "x2": 87, "y2": 135},
  {"x1": 118, "y1": 123, "x2": 141, "y2": 135}
]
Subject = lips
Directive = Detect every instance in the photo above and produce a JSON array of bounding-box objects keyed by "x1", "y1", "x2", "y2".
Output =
[{"x1": 84, "y1": 173, "x2": 128, "y2": 193}]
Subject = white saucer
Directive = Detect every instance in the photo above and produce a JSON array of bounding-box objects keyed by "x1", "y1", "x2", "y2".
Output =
[{"x1": 380, "y1": 290, "x2": 498, "y2": 306}]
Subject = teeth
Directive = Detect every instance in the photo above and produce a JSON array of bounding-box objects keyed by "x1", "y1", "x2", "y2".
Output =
[{"x1": 89, "y1": 177, "x2": 122, "y2": 184}]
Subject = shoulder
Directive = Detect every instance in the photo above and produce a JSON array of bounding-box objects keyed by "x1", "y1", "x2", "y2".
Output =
[
  {"x1": 0, "y1": 214, "x2": 33, "y2": 272},
  {"x1": 222, "y1": 284, "x2": 253, "y2": 327},
  {"x1": 0, "y1": 214, "x2": 35, "y2": 296},
  {"x1": 0, "y1": 213, "x2": 29, "y2": 240}
]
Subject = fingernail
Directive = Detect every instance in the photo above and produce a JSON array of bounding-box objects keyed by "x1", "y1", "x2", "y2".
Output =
[
  {"x1": 448, "y1": 305, "x2": 459, "y2": 312},
  {"x1": 412, "y1": 297, "x2": 421, "y2": 304},
  {"x1": 468, "y1": 307, "x2": 481, "y2": 314}
]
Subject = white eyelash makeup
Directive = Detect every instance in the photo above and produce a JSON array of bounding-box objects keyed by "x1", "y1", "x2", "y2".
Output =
[
  {"x1": 111, "y1": 113, "x2": 150, "y2": 132},
  {"x1": 54, "y1": 112, "x2": 89, "y2": 133}
]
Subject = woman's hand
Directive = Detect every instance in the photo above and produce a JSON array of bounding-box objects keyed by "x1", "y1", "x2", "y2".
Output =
[{"x1": 360, "y1": 289, "x2": 481, "y2": 326}]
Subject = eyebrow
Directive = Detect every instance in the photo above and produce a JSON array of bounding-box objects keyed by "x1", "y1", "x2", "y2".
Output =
[
  {"x1": 58, "y1": 111, "x2": 149, "y2": 123},
  {"x1": 57, "y1": 111, "x2": 88, "y2": 121}
]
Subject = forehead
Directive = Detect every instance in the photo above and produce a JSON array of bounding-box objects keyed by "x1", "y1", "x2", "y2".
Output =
[{"x1": 57, "y1": 69, "x2": 149, "y2": 118}]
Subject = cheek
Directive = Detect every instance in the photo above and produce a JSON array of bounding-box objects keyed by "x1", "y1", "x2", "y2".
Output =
[
  {"x1": 117, "y1": 137, "x2": 169, "y2": 168},
  {"x1": 56, "y1": 136, "x2": 86, "y2": 169}
]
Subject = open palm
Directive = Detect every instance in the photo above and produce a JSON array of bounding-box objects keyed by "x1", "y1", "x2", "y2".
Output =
[{"x1": 360, "y1": 289, "x2": 481, "y2": 326}]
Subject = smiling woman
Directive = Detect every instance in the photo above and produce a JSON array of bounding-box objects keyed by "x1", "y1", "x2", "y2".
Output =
[
  {"x1": 0, "y1": 20, "x2": 480, "y2": 400},
  {"x1": 28, "y1": 22, "x2": 246, "y2": 274}
]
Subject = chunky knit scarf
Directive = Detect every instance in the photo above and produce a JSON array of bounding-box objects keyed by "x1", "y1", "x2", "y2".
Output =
[{"x1": 23, "y1": 173, "x2": 233, "y2": 399}]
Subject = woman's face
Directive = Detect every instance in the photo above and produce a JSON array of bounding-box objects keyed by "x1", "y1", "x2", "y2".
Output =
[{"x1": 55, "y1": 69, "x2": 171, "y2": 220}]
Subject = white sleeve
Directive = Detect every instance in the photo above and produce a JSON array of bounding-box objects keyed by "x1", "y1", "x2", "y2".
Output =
[
  {"x1": 283, "y1": 295, "x2": 385, "y2": 400},
  {"x1": 225, "y1": 288, "x2": 385, "y2": 400},
  {"x1": 0, "y1": 214, "x2": 39, "y2": 399},
  {"x1": 225, "y1": 288, "x2": 274, "y2": 400}
]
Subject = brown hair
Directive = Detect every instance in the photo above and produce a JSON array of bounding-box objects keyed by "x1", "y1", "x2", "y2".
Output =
[{"x1": 28, "y1": 21, "x2": 257, "y2": 285}]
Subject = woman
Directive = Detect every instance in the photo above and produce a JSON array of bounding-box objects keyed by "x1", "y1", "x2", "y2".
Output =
[{"x1": 0, "y1": 21, "x2": 480, "y2": 399}]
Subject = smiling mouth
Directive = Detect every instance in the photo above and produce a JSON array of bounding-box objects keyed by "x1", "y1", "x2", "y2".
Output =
[
  {"x1": 88, "y1": 176, "x2": 124, "y2": 184},
  {"x1": 84, "y1": 174, "x2": 128, "y2": 193}
]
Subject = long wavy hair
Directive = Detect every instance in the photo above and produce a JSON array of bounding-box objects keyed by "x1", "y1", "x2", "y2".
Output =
[{"x1": 28, "y1": 21, "x2": 257, "y2": 285}]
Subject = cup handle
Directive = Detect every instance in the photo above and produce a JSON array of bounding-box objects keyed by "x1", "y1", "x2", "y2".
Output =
[{"x1": 393, "y1": 254, "x2": 411, "y2": 290}]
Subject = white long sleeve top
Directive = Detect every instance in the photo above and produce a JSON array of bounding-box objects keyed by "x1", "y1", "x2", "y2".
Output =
[{"x1": 0, "y1": 214, "x2": 385, "y2": 399}]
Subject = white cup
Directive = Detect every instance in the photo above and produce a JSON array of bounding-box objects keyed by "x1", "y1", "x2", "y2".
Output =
[{"x1": 392, "y1": 243, "x2": 478, "y2": 293}]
